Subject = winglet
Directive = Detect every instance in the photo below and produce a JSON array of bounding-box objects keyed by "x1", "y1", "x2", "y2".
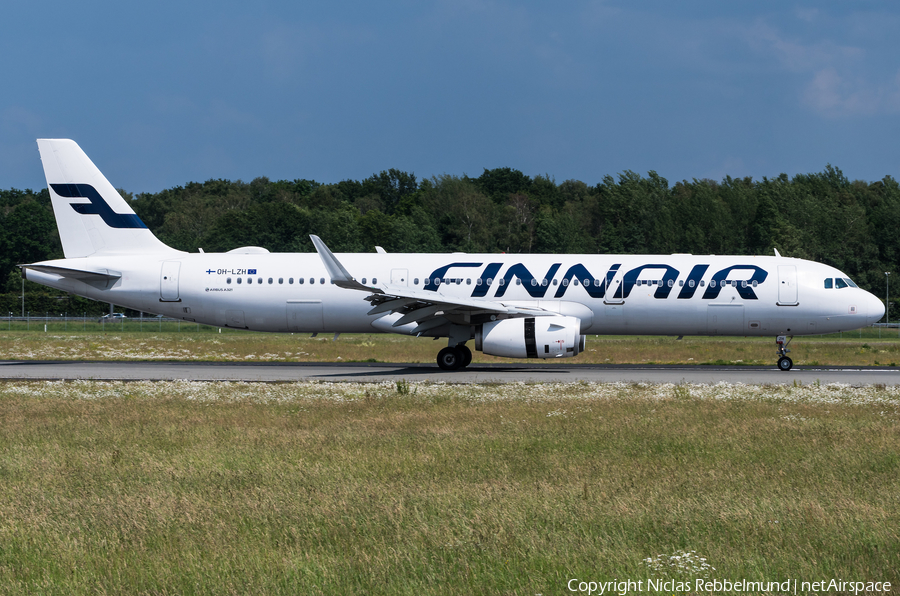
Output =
[{"x1": 310, "y1": 235, "x2": 383, "y2": 293}]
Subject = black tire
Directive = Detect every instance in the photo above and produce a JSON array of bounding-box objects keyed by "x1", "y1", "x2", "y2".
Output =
[
  {"x1": 459, "y1": 345, "x2": 473, "y2": 368},
  {"x1": 777, "y1": 356, "x2": 793, "y2": 371},
  {"x1": 437, "y1": 347, "x2": 463, "y2": 370}
]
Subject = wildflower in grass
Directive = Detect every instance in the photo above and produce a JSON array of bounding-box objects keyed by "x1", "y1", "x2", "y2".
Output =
[{"x1": 644, "y1": 550, "x2": 714, "y2": 579}]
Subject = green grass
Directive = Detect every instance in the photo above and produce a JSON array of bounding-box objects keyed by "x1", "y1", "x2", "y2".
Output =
[
  {"x1": 0, "y1": 381, "x2": 898, "y2": 594},
  {"x1": 3, "y1": 327, "x2": 900, "y2": 367}
]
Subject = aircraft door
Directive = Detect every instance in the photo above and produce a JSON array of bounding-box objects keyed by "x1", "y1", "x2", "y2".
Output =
[
  {"x1": 160, "y1": 261, "x2": 181, "y2": 302},
  {"x1": 777, "y1": 265, "x2": 798, "y2": 305},
  {"x1": 707, "y1": 304, "x2": 744, "y2": 335},
  {"x1": 287, "y1": 300, "x2": 324, "y2": 332},
  {"x1": 225, "y1": 310, "x2": 246, "y2": 328},
  {"x1": 391, "y1": 269, "x2": 408, "y2": 286}
]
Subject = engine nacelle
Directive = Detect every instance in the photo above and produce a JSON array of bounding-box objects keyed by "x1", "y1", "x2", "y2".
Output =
[{"x1": 475, "y1": 316, "x2": 585, "y2": 359}]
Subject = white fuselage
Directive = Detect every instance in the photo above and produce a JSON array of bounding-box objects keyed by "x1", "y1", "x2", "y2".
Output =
[{"x1": 25, "y1": 252, "x2": 885, "y2": 337}]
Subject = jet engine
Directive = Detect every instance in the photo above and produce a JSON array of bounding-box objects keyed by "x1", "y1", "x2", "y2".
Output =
[{"x1": 475, "y1": 316, "x2": 585, "y2": 359}]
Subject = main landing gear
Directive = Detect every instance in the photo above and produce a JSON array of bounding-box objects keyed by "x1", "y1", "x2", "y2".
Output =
[
  {"x1": 776, "y1": 335, "x2": 793, "y2": 371},
  {"x1": 437, "y1": 344, "x2": 473, "y2": 371}
]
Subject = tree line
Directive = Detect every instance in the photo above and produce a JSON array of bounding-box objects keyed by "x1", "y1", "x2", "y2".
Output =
[{"x1": 2, "y1": 165, "x2": 899, "y2": 317}]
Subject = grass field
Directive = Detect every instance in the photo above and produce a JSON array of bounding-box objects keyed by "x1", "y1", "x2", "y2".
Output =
[
  {"x1": 0, "y1": 380, "x2": 898, "y2": 594},
  {"x1": 1, "y1": 326, "x2": 900, "y2": 367}
]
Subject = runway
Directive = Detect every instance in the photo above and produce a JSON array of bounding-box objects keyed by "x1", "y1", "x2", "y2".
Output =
[{"x1": 2, "y1": 360, "x2": 900, "y2": 384}]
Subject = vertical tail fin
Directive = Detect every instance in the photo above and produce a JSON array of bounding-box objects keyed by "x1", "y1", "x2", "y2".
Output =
[{"x1": 37, "y1": 139, "x2": 178, "y2": 258}]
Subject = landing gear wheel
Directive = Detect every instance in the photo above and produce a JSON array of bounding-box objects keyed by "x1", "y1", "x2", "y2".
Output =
[
  {"x1": 775, "y1": 335, "x2": 793, "y2": 371},
  {"x1": 437, "y1": 346, "x2": 464, "y2": 370},
  {"x1": 459, "y1": 345, "x2": 472, "y2": 368}
]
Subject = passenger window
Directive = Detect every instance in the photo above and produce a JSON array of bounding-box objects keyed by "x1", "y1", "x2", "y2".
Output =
[
  {"x1": 414, "y1": 278, "x2": 419, "y2": 285},
  {"x1": 362, "y1": 278, "x2": 367, "y2": 284},
  {"x1": 486, "y1": 278, "x2": 493, "y2": 285},
  {"x1": 372, "y1": 278, "x2": 377, "y2": 284},
  {"x1": 835, "y1": 278, "x2": 848, "y2": 289},
  {"x1": 466, "y1": 278, "x2": 471, "y2": 285},
  {"x1": 248, "y1": 278, "x2": 253, "y2": 284},
  {"x1": 320, "y1": 278, "x2": 325, "y2": 284},
  {"x1": 299, "y1": 278, "x2": 304, "y2": 284},
  {"x1": 688, "y1": 280, "x2": 694, "y2": 288},
  {"x1": 700, "y1": 281, "x2": 705, "y2": 287},
  {"x1": 824, "y1": 278, "x2": 833, "y2": 289},
  {"x1": 227, "y1": 277, "x2": 232, "y2": 284},
  {"x1": 741, "y1": 280, "x2": 747, "y2": 288},
  {"x1": 278, "y1": 278, "x2": 283, "y2": 284},
  {"x1": 678, "y1": 280, "x2": 683, "y2": 287},
  {"x1": 237, "y1": 278, "x2": 242, "y2": 284},
  {"x1": 498, "y1": 278, "x2": 505, "y2": 286},
  {"x1": 668, "y1": 279, "x2": 674, "y2": 287},
  {"x1": 752, "y1": 280, "x2": 757, "y2": 287},
  {"x1": 562, "y1": 278, "x2": 569, "y2": 286},
  {"x1": 289, "y1": 278, "x2": 293, "y2": 284},
  {"x1": 552, "y1": 279, "x2": 558, "y2": 286},
  {"x1": 710, "y1": 280, "x2": 717, "y2": 288},
  {"x1": 269, "y1": 278, "x2": 274, "y2": 284},
  {"x1": 310, "y1": 278, "x2": 314, "y2": 284}
]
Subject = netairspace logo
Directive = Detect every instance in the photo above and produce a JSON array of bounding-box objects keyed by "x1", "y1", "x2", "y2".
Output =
[{"x1": 566, "y1": 578, "x2": 892, "y2": 595}]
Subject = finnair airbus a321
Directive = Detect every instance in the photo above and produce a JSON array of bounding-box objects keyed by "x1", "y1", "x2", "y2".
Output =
[{"x1": 21, "y1": 139, "x2": 885, "y2": 371}]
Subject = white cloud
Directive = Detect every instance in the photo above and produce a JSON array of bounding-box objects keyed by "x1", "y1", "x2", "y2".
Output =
[
  {"x1": 743, "y1": 18, "x2": 900, "y2": 117},
  {"x1": 794, "y1": 7, "x2": 819, "y2": 23},
  {"x1": 802, "y1": 67, "x2": 900, "y2": 117}
]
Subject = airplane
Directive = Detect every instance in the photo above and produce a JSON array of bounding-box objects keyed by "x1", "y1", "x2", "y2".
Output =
[{"x1": 21, "y1": 139, "x2": 885, "y2": 371}]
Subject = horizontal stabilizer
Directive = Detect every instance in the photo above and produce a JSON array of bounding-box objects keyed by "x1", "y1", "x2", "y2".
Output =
[{"x1": 19, "y1": 263, "x2": 122, "y2": 282}]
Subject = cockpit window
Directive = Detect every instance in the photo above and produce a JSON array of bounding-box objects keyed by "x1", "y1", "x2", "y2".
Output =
[{"x1": 825, "y1": 277, "x2": 859, "y2": 289}]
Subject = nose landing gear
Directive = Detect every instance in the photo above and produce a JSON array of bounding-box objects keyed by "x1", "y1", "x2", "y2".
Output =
[{"x1": 776, "y1": 335, "x2": 793, "y2": 371}]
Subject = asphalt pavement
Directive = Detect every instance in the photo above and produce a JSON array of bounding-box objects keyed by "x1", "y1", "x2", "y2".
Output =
[{"x1": 2, "y1": 360, "x2": 899, "y2": 385}]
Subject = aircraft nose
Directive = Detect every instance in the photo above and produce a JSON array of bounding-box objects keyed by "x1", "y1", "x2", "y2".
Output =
[{"x1": 865, "y1": 291, "x2": 885, "y2": 324}]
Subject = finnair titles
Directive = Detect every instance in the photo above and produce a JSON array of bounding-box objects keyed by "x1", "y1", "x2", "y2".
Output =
[{"x1": 22, "y1": 139, "x2": 885, "y2": 371}]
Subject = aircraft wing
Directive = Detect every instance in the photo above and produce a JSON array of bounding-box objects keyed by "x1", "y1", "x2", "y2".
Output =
[{"x1": 310, "y1": 235, "x2": 554, "y2": 334}]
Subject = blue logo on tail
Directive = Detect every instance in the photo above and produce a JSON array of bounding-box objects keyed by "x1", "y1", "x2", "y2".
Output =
[{"x1": 52, "y1": 184, "x2": 147, "y2": 229}]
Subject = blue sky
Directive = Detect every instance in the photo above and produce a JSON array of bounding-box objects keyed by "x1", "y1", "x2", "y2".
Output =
[{"x1": 1, "y1": 1, "x2": 898, "y2": 193}]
